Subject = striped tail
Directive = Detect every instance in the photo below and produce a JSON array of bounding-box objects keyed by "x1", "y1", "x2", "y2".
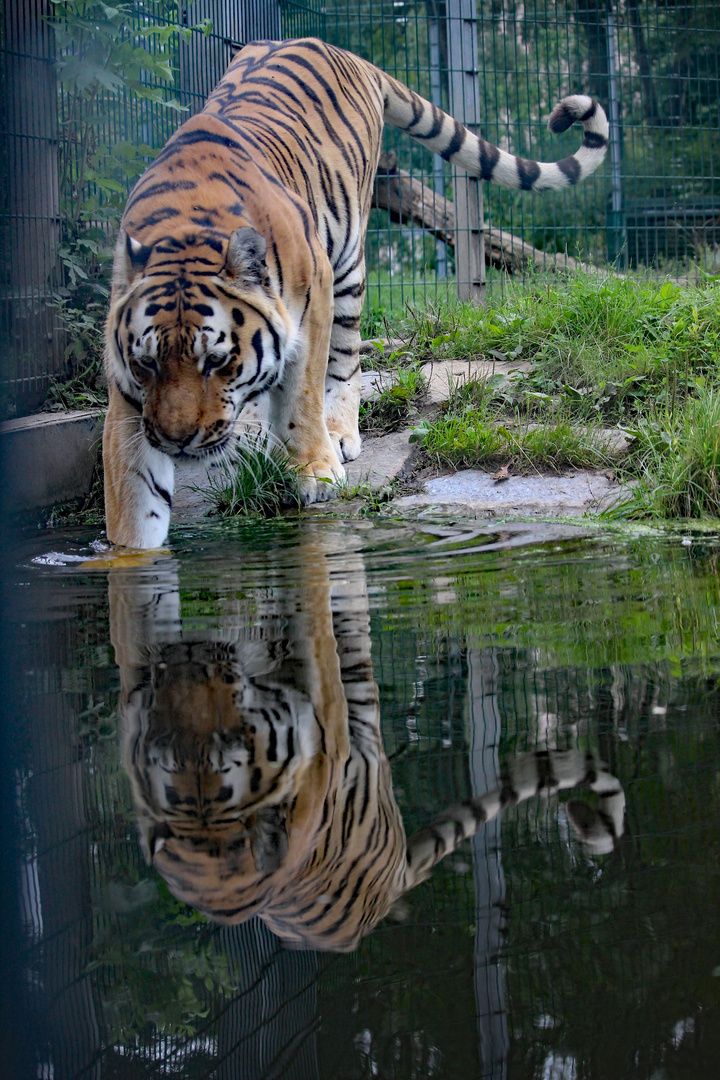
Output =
[
  {"x1": 405, "y1": 749, "x2": 625, "y2": 888},
  {"x1": 381, "y1": 73, "x2": 609, "y2": 192}
]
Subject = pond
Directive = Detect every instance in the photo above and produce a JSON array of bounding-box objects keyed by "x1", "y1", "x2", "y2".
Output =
[{"x1": 3, "y1": 516, "x2": 720, "y2": 1079}]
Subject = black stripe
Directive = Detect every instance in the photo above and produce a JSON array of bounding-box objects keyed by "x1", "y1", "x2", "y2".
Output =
[
  {"x1": 115, "y1": 380, "x2": 142, "y2": 413},
  {"x1": 440, "y1": 120, "x2": 466, "y2": 161},
  {"x1": 128, "y1": 179, "x2": 197, "y2": 206},
  {"x1": 133, "y1": 207, "x2": 181, "y2": 230},
  {"x1": 583, "y1": 130, "x2": 608, "y2": 150},
  {"x1": 534, "y1": 750, "x2": 556, "y2": 792},
  {"x1": 556, "y1": 155, "x2": 581, "y2": 184},
  {"x1": 411, "y1": 102, "x2": 445, "y2": 141},
  {"x1": 266, "y1": 720, "x2": 277, "y2": 763},
  {"x1": 478, "y1": 140, "x2": 501, "y2": 180},
  {"x1": 148, "y1": 471, "x2": 172, "y2": 508},
  {"x1": 548, "y1": 102, "x2": 577, "y2": 134},
  {"x1": 516, "y1": 157, "x2": 541, "y2": 190}
]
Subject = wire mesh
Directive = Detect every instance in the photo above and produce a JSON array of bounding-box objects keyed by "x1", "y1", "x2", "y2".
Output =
[
  {"x1": 0, "y1": 1, "x2": 718, "y2": 410},
  {"x1": 8, "y1": 527, "x2": 720, "y2": 1076}
]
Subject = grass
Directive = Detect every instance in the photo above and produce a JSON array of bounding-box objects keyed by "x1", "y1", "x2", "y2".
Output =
[
  {"x1": 419, "y1": 413, "x2": 615, "y2": 473},
  {"x1": 377, "y1": 271, "x2": 720, "y2": 521},
  {"x1": 204, "y1": 436, "x2": 303, "y2": 518},
  {"x1": 378, "y1": 272, "x2": 720, "y2": 425},
  {"x1": 605, "y1": 390, "x2": 720, "y2": 520},
  {"x1": 359, "y1": 364, "x2": 427, "y2": 434}
]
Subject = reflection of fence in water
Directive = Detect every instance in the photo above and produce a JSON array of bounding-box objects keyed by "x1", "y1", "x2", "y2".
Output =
[{"x1": 13, "y1": 574, "x2": 720, "y2": 1077}]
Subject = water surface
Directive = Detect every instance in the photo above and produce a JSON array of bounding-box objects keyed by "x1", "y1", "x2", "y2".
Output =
[{"x1": 5, "y1": 517, "x2": 720, "y2": 1079}]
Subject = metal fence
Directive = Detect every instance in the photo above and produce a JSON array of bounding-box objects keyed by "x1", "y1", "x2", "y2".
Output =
[{"x1": 1, "y1": 0, "x2": 718, "y2": 413}]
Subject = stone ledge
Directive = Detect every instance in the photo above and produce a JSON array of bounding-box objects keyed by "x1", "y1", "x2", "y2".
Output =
[
  {"x1": 394, "y1": 468, "x2": 621, "y2": 518},
  {"x1": 0, "y1": 409, "x2": 103, "y2": 509}
]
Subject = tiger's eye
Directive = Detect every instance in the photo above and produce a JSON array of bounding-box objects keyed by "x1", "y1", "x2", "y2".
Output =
[{"x1": 203, "y1": 354, "x2": 230, "y2": 376}]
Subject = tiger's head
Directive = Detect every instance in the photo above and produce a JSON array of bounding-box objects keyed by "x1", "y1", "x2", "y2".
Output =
[
  {"x1": 107, "y1": 226, "x2": 293, "y2": 458},
  {"x1": 122, "y1": 642, "x2": 320, "y2": 876}
]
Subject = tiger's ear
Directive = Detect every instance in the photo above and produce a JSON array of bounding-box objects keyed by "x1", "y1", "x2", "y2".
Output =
[
  {"x1": 222, "y1": 226, "x2": 270, "y2": 289},
  {"x1": 114, "y1": 230, "x2": 153, "y2": 291}
]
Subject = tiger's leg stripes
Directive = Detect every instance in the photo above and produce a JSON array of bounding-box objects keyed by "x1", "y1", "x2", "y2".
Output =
[
  {"x1": 325, "y1": 266, "x2": 365, "y2": 464},
  {"x1": 404, "y1": 749, "x2": 625, "y2": 888},
  {"x1": 267, "y1": 252, "x2": 346, "y2": 502},
  {"x1": 103, "y1": 381, "x2": 175, "y2": 549}
]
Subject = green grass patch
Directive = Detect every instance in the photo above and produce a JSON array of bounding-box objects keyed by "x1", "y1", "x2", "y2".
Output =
[
  {"x1": 384, "y1": 273, "x2": 720, "y2": 425},
  {"x1": 359, "y1": 364, "x2": 427, "y2": 434},
  {"x1": 606, "y1": 389, "x2": 720, "y2": 520},
  {"x1": 417, "y1": 413, "x2": 616, "y2": 473},
  {"x1": 204, "y1": 437, "x2": 302, "y2": 518}
]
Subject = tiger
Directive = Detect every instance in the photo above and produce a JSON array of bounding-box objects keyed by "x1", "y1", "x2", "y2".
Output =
[
  {"x1": 103, "y1": 36, "x2": 609, "y2": 548},
  {"x1": 110, "y1": 531, "x2": 625, "y2": 951}
]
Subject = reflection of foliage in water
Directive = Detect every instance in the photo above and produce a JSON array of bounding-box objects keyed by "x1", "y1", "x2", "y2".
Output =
[
  {"x1": 373, "y1": 533, "x2": 720, "y2": 672},
  {"x1": 78, "y1": 691, "x2": 235, "y2": 1046},
  {"x1": 88, "y1": 874, "x2": 234, "y2": 1044},
  {"x1": 49, "y1": 527, "x2": 720, "y2": 1074}
]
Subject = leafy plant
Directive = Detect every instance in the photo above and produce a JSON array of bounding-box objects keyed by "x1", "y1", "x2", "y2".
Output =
[
  {"x1": 204, "y1": 436, "x2": 303, "y2": 518},
  {"x1": 607, "y1": 391, "x2": 720, "y2": 519},
  {"x1": 360, "y1": 364, "x2": 427, "y2": 434},
  {"x1": 45, "y1": 2, "x2": 212, "y2": 399}
]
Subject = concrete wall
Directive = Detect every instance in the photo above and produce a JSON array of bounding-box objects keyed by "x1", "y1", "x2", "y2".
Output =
[{"x1": 0, "y1": 410, "x2": 103, "y2": 510}]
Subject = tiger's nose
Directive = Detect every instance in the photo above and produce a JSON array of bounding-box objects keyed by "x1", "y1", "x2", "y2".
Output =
[
  {"x1": 177, "y1": 428, "x2": 199, "y2": 449},
  {"x1": 144, "y1": 415, "x2": 200, "y2": 451}
]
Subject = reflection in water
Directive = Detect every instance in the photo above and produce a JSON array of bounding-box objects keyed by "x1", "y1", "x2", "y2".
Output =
[
  {"x1": 11, "y1": 520, "x2": 720, "y2": 1077},
  {"x1": 110, "y1": 530, "x2": 625, "y2": 953}
]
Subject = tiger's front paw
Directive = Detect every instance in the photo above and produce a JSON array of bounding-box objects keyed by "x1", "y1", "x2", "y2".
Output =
[{"x1": 296, "y1": 452, "x2": 345, "y2": 505}]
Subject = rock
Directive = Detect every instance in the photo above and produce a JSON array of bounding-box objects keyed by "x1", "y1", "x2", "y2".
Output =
[
  {"x1": 173, "y1": 458, "x2": 222, "y2": 521},
  {"x1": 345, "y1": 428, "x2": 416, "y2": 491},
  {"x1": 361, "y1": 370, "x2": 395, "y2": 402},
  {"x1": 421, "y1": 358, "x2": 531, "y2": 405},
  {"x1": 394, "y1": 468, "x2": 624, "y2": 517}
]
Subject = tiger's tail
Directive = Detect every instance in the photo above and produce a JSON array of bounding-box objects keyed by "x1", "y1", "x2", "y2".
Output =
[
  {"x1": 379, "y1": 70, "x2": 609, "y2": 193},
  {"x1": 405, "y1": 749, "x2": 624, "y2": 888}
]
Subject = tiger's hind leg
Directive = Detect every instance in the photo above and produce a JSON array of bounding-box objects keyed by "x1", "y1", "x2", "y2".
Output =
[{"x1": 325, "y1": 266, "x2": 365, "y2": 464}]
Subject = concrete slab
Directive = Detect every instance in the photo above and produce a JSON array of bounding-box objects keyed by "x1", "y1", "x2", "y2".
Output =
[
  {"x1": 421, "y1": 358, "x2": 531, "y2": 405},
  {"x1": 361, "y1": 358, "x2": 531, "y2": 407},
  {"x1": 361, "y1": 370, "x2": 395, "y2": 402},
  {"x1": 0, "y1": 409, "x2": 103, "y2": 509},
  {"x1": 394, "y1": 468, "x2": 622, "y2": 518},
  {"x1": 345, "y1": 428, "x2": 416, "y2": 491}
]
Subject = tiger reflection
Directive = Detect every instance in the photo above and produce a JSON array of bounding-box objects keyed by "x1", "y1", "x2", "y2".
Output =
[{"x1": 110, "y1": 533, "x2": 624, "y2": 952}]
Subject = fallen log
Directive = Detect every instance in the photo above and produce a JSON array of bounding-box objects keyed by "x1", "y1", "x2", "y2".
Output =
[{"x1": 373, "y1": 150, "x2": 586, "y2": 276}]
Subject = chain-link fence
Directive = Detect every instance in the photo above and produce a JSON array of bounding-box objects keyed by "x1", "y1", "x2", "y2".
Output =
[{"x1": 1, "y1": 0, "x2": 718, "y2": 412}]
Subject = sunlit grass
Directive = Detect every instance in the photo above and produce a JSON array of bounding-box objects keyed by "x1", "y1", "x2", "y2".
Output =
[
  {"x1": 418, "y1": 413, "x2": 616, "y2": 473},
  {"x1": 606, "y1": 390, "x2": 720, "y2": 520},
  {"x1": 204, "y1": 436, "x2": 302, "y2": 518},
  {"x1": 371, "y1": 273, "x2": 720, "y2": 425}
]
